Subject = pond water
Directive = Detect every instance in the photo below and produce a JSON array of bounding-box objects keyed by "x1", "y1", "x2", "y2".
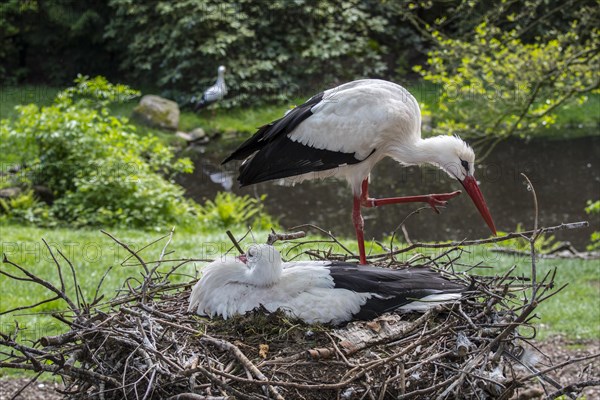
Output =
[{"x1": 178, "y1": 136, "x2": 600, "y2": 249}]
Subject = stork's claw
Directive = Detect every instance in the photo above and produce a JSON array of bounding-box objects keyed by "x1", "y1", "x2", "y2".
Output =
[{"x1": 426, "y1": 190, "x2": 462, "y2": 213}]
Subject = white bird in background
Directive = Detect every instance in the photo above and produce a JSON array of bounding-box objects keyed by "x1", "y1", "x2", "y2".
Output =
[
  {"x1": 222, "y1": 79, "x2": 497, "y2": 265},
  {"x1": 188, "y1": 244, "x2": 465, "y2": 325},
  {"x1": 194, "y1": 65, "x2": 227, "y2": 111}
]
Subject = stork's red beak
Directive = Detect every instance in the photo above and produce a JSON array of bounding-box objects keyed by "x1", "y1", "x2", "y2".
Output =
[
  {"x1": 236, "y1": 254, "x2": 248, "y2": 264},
  {"x1": 459, "y1": 176, "x2": 497, "y2": 236}
]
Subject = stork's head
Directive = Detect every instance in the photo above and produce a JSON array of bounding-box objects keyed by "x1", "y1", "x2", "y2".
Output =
[
  {"x1": 427, "y1": 135, "x2": 497, "y2": 236},
  {"x1": 243, "y1": 244, "x2": 282, "y2": 286},
  {"x1": 218, "y1": 65, "x2": 226, "y2": 74}
]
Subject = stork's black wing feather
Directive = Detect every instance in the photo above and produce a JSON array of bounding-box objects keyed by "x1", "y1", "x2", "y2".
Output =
[
  {"x1": 222, "y1": 92, "x2": 325, "y2": 164},
  {"x1": 221, "y1": 91, "x2": 376, "y2": 186},
  {"x1": 328, "y1": 262, "x2": 465, "y2": 294},
  {"x1": 328, "y1": 262, "x2": 465, "y2": 321},
  {"x1": 236, "y1": 137, "x2": 373, "y2": 186}
]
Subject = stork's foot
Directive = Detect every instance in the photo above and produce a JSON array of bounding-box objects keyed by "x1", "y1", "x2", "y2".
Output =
[{"x1": 426, "y1": 190, "x2": 462, "y2": 213}]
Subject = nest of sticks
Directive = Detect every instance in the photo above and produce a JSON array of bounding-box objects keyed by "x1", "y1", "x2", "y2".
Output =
[{"x1": 1, "y1": 217, "x2": 598, "y2": 400}]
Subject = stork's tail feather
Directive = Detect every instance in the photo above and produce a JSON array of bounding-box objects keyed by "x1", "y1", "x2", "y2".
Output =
[
  {"x1": 398, "y1": 292, "x2": 463, "y2": 312},
  {"x1": 187, "y1": 280, "x2": 202, "y2": 314},
  {"x1": 327, "y1": 262, "x2": 466, "y2": 321}
]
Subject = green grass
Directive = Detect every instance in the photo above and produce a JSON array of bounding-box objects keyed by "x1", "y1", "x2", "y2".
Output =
[
  {"x1": 108, "y1": 96, "x2": 303, "y2": 135},
  {"x1": 188, "y1": 101, "x2": 305, "y2": 135},
  {"x1": 0, "y1": 85, "x2": 60, "y2": 119}
]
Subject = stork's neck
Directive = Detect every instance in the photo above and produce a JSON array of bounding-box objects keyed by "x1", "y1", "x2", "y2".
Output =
[
  {"x1": 217, "y1": 70, "x2": 225, "y2": 83},
  {"x1": 387, "y1": 136, "x2": 447, "y2": 167}
]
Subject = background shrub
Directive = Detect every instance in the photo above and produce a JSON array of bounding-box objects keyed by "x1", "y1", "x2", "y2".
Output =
[
  {"x1": 197, "y1": 192, "x2": 277, "y2": 230},
  {"x1": 585, "y1": 200, "x2": 600, "y2": 251},
  {"x1": 0, "y1": 76, "x2": 196, "y2": 229}
]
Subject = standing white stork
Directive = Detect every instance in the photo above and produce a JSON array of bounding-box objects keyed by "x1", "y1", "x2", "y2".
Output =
[
  {"x1": 188, "y1": 244, "x2": 465, "y2": 325},
  {"x1": 222, "y1": 79, "x2": 497, "y2": 264},
  {"x1": 194, "y1": 65, "x2": 227, "y2": 111}
]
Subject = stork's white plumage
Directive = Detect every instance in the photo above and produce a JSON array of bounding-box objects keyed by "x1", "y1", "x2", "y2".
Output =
[
  {"x1": 188, "y1": 245, "x2": 465, "y2": 325},
  {"x1": 194, "y1": 65, "x2": 227, "y2": 110},
  {"x1": 223, "y1": 79, "x2": 497, "y2": 264}
]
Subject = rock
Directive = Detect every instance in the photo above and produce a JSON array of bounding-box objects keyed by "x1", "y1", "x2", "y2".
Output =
[
  {"x1": 0, "y1": 187, "x2": 22, "y2": 199},
  {"x1": 0, "y1": 186, "x2": 54, "y2": 205},
  {"x1": 175, "y1": 128, "x2": 208, "y2": 144},
  {"x1": 131, "y1": 95, "x2": 180, "y2": 131},
  {"x1": 175, "y1": 131, "x2": 193, "y2": 141},
  {"x1": 33, "y1": 185, "x2": 54, "y2": 205},
  {"x1": 188, "y1": 127, "x2": 206, "y2": 141}
]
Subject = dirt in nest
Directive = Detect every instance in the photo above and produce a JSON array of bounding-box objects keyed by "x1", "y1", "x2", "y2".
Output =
[
  {"x1": 208, "y1": 308, "x2": 333, "y2": 356},
  {"x1": 1, "y1": 336, "x2": 597, "y2": 400},
  {"x1": 532, "y1": 336, "x2": 599, "y2": 399},
  {"x1": 0, "y1": 378, "x2": 63, "y2": 400}
]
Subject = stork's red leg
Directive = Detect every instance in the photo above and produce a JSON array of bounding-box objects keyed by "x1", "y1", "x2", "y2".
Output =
[
  {"x1": 353, "y1": 179, "x2": 461, "y2": 265},
  {"x1": 352, "y1": 194, "x2": 368, "y2": 265},
  {"x1": 360, "y1": 179, "x2": 461, "y2": 213}
]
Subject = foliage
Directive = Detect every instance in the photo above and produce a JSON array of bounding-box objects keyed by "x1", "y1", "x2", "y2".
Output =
[
  {"x1": 0, "y1": 76, "x2": 196, "y2": 229},
  {"x1": 584, "y1": 200, "x2": 600, "y2": 251},
  {"x1": 197, "y1": 192, "x2": 276, "y2": 230},
  {"x1": 56, "y1": 75, "x2": 139, "y2": 109},
  {"x1": 411, "y1": 0, "x2": 599, "y2": 148},
  {"x1": 104, "y1": 0, "x2": 408, "y2": 106},
  {"x1": 0, "y1": 0, "x2": 114, "y2": 84},
  {"x1": 493, "y1": 224, "x2": 563, "y2": 254},
  {"x1": 0, "y1": 190, "x2": 53, "y2": 226}
]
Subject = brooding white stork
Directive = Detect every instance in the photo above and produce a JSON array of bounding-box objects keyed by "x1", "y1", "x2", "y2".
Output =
[
  {"x1": 222, "y1": 79, "x2": 497, "y2": 264},
  {"x1": 194, "y1": 65, "x2": 227, "y2": 111},
  {"x1": 188, "y1": 244, "x2": 465, "y2": 325}
]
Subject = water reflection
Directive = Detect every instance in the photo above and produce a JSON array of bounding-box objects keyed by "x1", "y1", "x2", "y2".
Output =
[{"x1": 178, "y1": 136, "x2": 600, "y2": 249}]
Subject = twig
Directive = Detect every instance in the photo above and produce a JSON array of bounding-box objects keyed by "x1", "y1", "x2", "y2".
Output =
[
  {"x1": 371, "y1": 221, "x2": 589, "y2": 259},
  {"x1": 522, "y1": 173, "x2": 539, "y2": 299},
  {"x1": 0, "y1": 361, "x2": 120, "y2": 387},
  {"x1": 288, "y1": 224, "x2": 355, "y2": 256},
  {"x1": 266, "y1": 229, "x2": 306, "y2": 245},
  {"x1": 520, "y1": 352, "x2": 600, "y2": 382},
  {"x1": 1, "y1": 255, "x2": 78, "y2": 314},
  {"x1": 546, "y1": 379, "x2": 600, "y2": 399},
  {"x1": 8, "y1": 371, "x2": 43, "y2": 400},
  {"x1": 226, "y1": 230, "x2": 244, "y2": 255},
  {"x1": 207, "y1": 337, "x2": 285, "y2": 400},
  {"x1": 101, "y1": 230, "x2": 149, "y2": 275}
]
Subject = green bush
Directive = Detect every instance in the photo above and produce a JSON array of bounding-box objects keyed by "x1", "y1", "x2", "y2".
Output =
[
  {"x1": 0, "y1": 0, "x2": 114, "y2": 84},
  {"x1": 197, "y1": 192, "x2": 276, "y2": 230},
  {"x1": 585, "y1": 200, "x2": 600, "y2": 251},
  {"x1": 0, "y1": 75, "x2": 196, "y2": 229},
  {"x1": 412, "y1": 0, "x2": 599, "y2": 147},
  {"x1": 0, "y1": 190, "x2": 53, "y2": 226},
  {"x1": 104, "y1": 0, "x2": 403, "y2": 105}
]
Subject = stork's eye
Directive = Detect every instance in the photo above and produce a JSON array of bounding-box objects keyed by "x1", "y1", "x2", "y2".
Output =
[
  {"x1": 247, "y1": 248, "x2": 257, "y2": 258},
  {"x1": 460, "y1": 160, "x2": 469, "y2": 171}
]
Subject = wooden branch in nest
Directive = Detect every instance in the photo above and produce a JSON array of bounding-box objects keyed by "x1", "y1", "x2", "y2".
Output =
[
  {"x1": 266, "y1": 229, "x2": 306, "y2": 245},
  {"x1": 366, "y1": 220, "x2": 590, "y2": 260},
  {"x1": 547, "y1": 379, "x2": 600, "y2": 400}
]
